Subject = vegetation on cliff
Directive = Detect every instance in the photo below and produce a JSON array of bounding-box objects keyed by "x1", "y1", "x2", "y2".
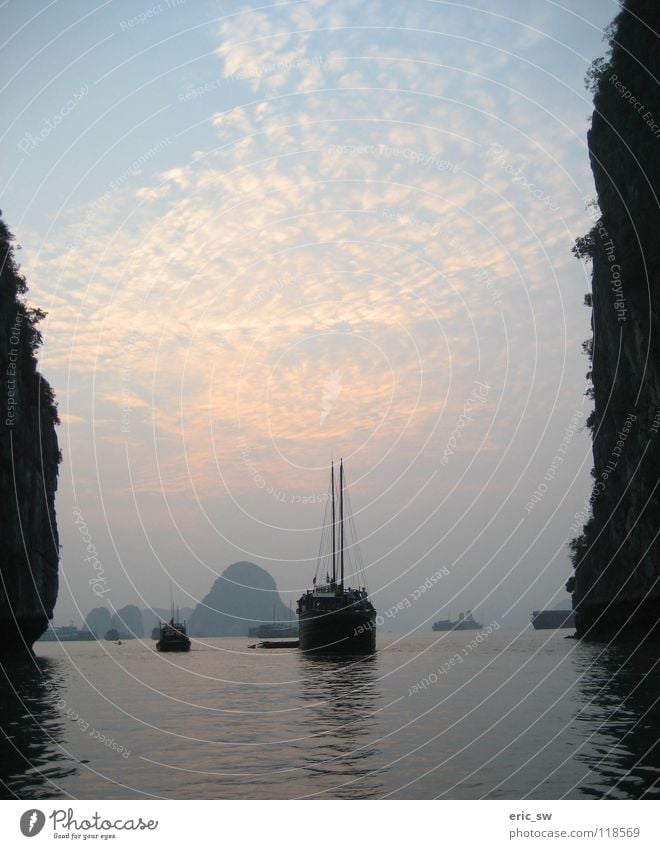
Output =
[
  {"x1": 0, "y1": 212, "x2": 60, "y2": 653},
  {"x1": 568, "y1": 0, "x2": 660, "y2": 638}
]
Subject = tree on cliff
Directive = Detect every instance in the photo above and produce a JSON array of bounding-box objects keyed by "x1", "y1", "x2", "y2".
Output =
[
  {"x1": 568, "y1": 1, "x2": 660, "y2": 639},
  {"x1": 0, "y1": 212, "x2": 61, "y2": 653}
]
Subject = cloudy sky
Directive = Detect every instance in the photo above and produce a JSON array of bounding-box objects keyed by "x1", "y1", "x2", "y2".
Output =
[{"x1": 1, "y1": 0, "x2": 618, "y2": 630}]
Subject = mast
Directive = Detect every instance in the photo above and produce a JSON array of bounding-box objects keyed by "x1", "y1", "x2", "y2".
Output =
[
  {"x1": 331, "y1": 460, "x2": 336, "y2": 585},
  {"x1": 339, "y1": 459, "x2": 344, "y2": 589}
]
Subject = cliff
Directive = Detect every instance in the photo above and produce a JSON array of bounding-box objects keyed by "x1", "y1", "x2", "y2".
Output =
[
  {"x1": 0, "y1": 215, "x2": 60, "y2": 654},
  {"x1": 189, "y1": 561, "x2": 291, "y2": 636},
  {"x1": 111, "y1": 604, "x2": 144, "y2": 638},
  {"x1": 85, "y1": 606, "x2": 112, "y2": 638},
  {"x1": 569, "y1": 1, "x2": 660, "y2": 639}
]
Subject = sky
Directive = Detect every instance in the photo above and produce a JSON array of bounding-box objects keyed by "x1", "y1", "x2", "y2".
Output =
[{"x1": 0, "y1": 0, "x2": 619, "y2": 631}]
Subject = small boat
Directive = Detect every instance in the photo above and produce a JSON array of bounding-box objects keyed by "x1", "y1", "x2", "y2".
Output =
[
  {"x1": 531, "y1": 609, "x2": 575, "y2": 630},
  {"x1": 104, "y1": 628, "x2": 134, "y2": 641},
  {"x1": 432, "y1": 610, "x2": 482, "y2": 631},
  {"x1": 297, "y1": 459, "x2": 376, "y2": 653},
  {"x1": 156, "y1": 617, "x2": 191, "y2": 652}
]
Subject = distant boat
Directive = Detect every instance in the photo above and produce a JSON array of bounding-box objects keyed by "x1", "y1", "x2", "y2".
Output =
[
  {"x1": 432, "y1": 610, "x2": 482, "y2": 631},
  {"x1": 248, "y1": 623, "x2": 299, "y2": 638},
  {"x1": 104, "y1": 628, "x2": 134, "y2": 641},
  {"x1": 248, "y1": 603, "x2": 298, "y2": 638},
  {"x1": 156, "y1": 617, "x2": 191, "y2": 652},
  {"x1": 531, "y1": 609, "x2": 575, "y2": 630},
  {"x1": 297, "y1": 459, "x2": 376, "y2": 653},
  {"x1": 39, "y1": 624, "x2": 96, "y2": 642}
]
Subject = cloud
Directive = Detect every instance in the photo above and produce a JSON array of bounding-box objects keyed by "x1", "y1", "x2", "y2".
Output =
[{"x1": 23, "y1": 0, "x2": 594, "y2": 509}]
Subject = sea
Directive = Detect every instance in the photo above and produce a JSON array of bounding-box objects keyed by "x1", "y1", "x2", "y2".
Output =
[{"x1": 2, "y1": 629, "x2": 659, "y2": 800}]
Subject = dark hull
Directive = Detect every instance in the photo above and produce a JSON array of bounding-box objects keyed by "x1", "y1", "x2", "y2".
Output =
[
  {"x1": 156, "y1": 639, "x2": 190, "y2": 652},
  {"x1": 299, "y1": 609, "x2": 376, "y2": 654},
  {"x1": 531, "y1": 610, "x2": 575, "y2": 630},
  {"x1": 432, "y1": 620, "x2": 482, "y2": 631},
  {"x1": 255, "y1": 640, "x2": 299, "y2": 649}
]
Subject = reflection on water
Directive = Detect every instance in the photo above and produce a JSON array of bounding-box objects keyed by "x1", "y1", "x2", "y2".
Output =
[
  {"x1": 572, "y1": 642, "x2": 660, "y2": 799},
  {"x1": 295, "y1": 653, "x2": 384, "y2": 798},
  {"x1": 0, "y1": 655, "x2": 77, "y2": 799},
  {"x1": 2, "y1": 635, "x2": 660, "y2": 799}
]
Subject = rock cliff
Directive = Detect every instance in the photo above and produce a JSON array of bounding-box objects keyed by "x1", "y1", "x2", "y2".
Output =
[
  {"x1": 189, "y1": 561, "x2": 292, "y2": 636},
  {"x1": 569, "y1": 1, "x2": 660, "y2": 639},
  {"x1": 0, "y1": 215, "x2": 60, "y2": 654}
]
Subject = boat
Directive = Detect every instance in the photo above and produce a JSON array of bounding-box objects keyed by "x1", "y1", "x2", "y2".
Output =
[
  {"x1": 248, "y1": 605, "x2": 298, "y2": 638},
  {"x1": 432, "y1": 610, "x2": 482, "y2": 631},
  {"x1": 156, "y1": 615, "x2": 191, "y2": 652},
  {"x1": 247, "y1": 623, "x2": 299, "y2": 638},
  {"x1": 38, "y1": 624, "x2": 96, "y2": 642},
  {"x1": 104, "y1": 628, "x2": 134, "y2": 641},
  {"x1": 531, "y1": 609, "x2": 575, "y2": 630},
  {"x1": 252, "y1": 640, "x2": 299, "y2": 649},
  {"x1": 297, "y1": 459, "x2": 376, "y2": 653}
]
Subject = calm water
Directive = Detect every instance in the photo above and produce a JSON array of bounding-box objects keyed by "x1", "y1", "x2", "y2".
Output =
[{"x1": 1, "y1": 629, "x2": 659, "y2": 799}]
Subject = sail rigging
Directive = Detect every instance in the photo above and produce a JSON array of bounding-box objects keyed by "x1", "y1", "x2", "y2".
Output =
[
  {"x1": 298, "y1": 459, "x2": 376, "y2": 653},
  {"x1": 313, "y1": 459, "x2": 370, "y2": 592}
]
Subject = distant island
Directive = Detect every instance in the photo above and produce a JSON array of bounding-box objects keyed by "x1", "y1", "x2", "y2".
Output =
[
  {"x1": 188, "y1": 561, "x2": 292, "y2": 637},
  {"x1": 57, "y1": 561, "x2": 292, "y2": 640}
]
